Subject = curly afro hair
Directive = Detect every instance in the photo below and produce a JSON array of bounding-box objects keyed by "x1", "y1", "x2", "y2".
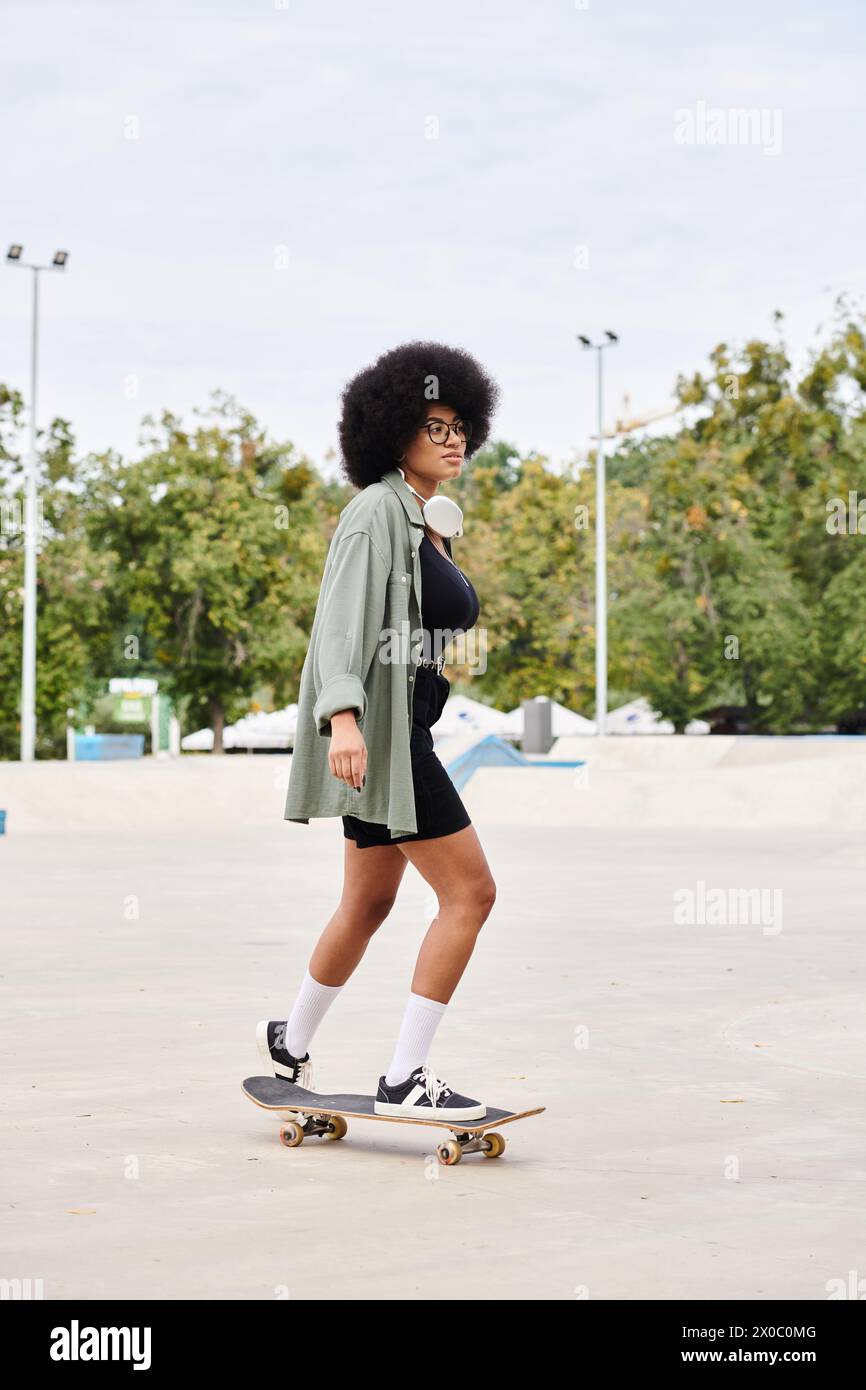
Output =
[{"x1": 337, "y1": 340, "x2": 500, "y2": 489}]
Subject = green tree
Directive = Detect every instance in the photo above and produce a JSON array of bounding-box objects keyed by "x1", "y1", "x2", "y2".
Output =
[
  {"x1": 617, "y1": 312, "x2": 866, "y2": 731},
  {"x1": 0, "y1": 395, "x2": 113, "y2": 757},
  {"x1": 88, "y1": 393, "x2": 327, "y2": 751}
]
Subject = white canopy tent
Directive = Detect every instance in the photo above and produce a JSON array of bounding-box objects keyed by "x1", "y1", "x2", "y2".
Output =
[
  {"x1": 429, "y1": 693, "x2": 511, "y2": 738},
  {"x1": 181, "y1": 705, "x2": 298, "y2": 752},
  {"x1": 605, "y1": 697, "x2": 709, "y2": 736},
  {"x1": 181, "y1": 693, "x2": 709, "y2": 751}
]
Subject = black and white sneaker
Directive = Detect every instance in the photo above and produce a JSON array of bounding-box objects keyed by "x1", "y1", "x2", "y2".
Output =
[
  {"x1": 374, "y1": 1063, "x2": 486, "y2": 1121},
  {"x1": 256, "y1": 1020, "x2": 315, "y2": 1091}
]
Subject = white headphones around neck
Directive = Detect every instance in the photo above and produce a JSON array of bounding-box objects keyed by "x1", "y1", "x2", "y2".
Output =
[{"x1": 396, "y1": 466, "x2": 464, "y2": 539}]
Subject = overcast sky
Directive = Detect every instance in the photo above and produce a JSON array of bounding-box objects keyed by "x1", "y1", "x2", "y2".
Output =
[{"x1": 2, "y1": 0, "x2": 864, "y2": 476}]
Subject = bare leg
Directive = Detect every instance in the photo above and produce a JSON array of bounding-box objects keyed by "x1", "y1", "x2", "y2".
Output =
[
  {"x1": 396, "y1": 824, "x2": 496, "y2": 1002},
  {"x1": 308, "y1": 837, "x2": 408, "y2": 985}
]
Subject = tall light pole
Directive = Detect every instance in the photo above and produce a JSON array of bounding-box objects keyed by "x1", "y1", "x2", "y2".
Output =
[
  {"x1": 577, "y1": 331, "x2": 619, "y2": 736},
  {"x1": 6, "y1": 245, "x2": 69, "y2": 761}
]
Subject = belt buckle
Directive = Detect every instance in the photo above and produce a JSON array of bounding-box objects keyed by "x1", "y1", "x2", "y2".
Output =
[{"x1": 413, "y1": 652, "x2": 445, "y2": 674}]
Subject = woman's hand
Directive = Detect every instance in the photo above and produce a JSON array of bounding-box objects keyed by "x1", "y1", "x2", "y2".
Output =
[{"x1": 328, "y1": 710, "x2": 368, "y2": 790}]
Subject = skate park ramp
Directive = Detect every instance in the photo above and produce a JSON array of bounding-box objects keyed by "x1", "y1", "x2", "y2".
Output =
[
  {"x1": 433, "y1": 730, "x2": 583, "y2": 793},
  {"x1": 1, "y1": 734, "x2": 865, "y2": 834},
  {"x1": 463, "y1": 734, "x2": 866, "y2": 831}
]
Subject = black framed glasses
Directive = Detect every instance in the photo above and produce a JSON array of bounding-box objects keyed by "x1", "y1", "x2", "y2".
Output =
[{"x1": 422, "y1": 417, "x2": 472, "y2": 445}]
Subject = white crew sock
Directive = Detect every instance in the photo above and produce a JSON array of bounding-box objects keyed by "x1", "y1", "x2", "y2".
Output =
[
  {"x1": 384, "y1": 991, "x2": 448, "y2": 1086},
  {"x1": 286, "y1": 969, "x2": 344, "y2": 1059}
]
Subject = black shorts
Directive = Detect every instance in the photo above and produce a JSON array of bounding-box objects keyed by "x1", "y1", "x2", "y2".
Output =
[{"x1": 342, "y1": 664, "x2": 472, "y2": 849}]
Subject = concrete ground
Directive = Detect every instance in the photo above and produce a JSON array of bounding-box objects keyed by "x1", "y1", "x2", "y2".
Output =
[{"x1": 1, "y1": 741, "x2": 865, "y2": 1300}]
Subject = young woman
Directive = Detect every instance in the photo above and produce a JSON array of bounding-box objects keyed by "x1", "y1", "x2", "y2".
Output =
[{"x1": 259, "y1": 341, "x2": 501, "y2": 1121}]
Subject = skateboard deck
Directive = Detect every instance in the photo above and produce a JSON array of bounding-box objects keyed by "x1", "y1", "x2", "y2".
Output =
[{"x1": 242, "y1": 1075, "x2": 544, "y2": 1164}]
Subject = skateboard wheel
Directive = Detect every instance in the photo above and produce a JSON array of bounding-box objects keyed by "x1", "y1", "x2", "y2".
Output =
[
  {"x1": 482, "y1": 1132, "x2": 506, "y2": 1159},
  {"x1": 278, "y1": 1122, "x2": 304, "y2": 1148},
  {"x1": 437, "y1": 1140, "x2": 462, "y2": 1166},
  {"x1": 322, "y1": 1115, "x2": 348, "y2": 1141}
]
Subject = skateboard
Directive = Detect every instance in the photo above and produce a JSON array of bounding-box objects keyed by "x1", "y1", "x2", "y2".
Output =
[{"x1": 242, "y1": 1075, "x2": 545, "y2": 1165}]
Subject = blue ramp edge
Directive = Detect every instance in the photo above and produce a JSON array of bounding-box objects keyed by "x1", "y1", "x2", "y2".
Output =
[{"x1": 443, "y1": 734, "x2": 584, "y2": 793}]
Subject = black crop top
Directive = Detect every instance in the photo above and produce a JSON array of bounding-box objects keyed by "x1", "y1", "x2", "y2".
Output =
[{"x1": 418, "y1": 533, "x2": 480, "y2": 662}]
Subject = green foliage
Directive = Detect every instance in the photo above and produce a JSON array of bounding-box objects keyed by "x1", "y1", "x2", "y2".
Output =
[
  {"x1": 3, "y1": 311, "x2": 866, "y2": 754},
  {"x1": 0, "y1": 399, "x2": 114, "y2": 757},
  {"x1": 86, "y1": 393, "x2": 330, "y2": 750},
  {"x1": 624, "y1": 313, "x2": 866, "y2": 730}
]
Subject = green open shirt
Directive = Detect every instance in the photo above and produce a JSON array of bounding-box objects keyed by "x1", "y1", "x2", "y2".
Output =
[{"x1": 284, "y1": 466, "x2": 432, "y2": 838}]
